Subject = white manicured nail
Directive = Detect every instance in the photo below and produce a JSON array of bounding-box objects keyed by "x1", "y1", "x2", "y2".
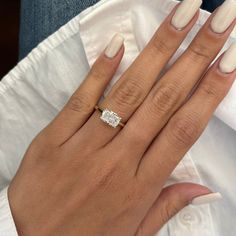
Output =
[
  {"x1": 191, "y1": 192, "x2": 222, "y2": 205},
  {"x1": 211, "y1": 0, "x2": 236, "y2": 33},
  {"x1": 105, "y1": 34, "x2": 124, "y2": 58},
  {"x1": 171, "y1": 0, "x2": 202, "y2": 30},
  {"x1": 219, "y1": 43, "x2": 236, "y2": 73}
]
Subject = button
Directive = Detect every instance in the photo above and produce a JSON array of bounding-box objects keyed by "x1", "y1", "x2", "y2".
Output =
[
  {"x1": 177, "y1": 207, "x2": 202, "y2": 227},
  {"x1": 169, "y1": 204, "x2": 214, "y2": 235}
]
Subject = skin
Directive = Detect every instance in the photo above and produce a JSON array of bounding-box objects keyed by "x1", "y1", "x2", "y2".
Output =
[{"x1": 8, "y1": 4, "x2": 236, "y2": 236}]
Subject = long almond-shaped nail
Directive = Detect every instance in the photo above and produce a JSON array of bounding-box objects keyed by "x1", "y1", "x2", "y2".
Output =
[
  {"x1": 219, "y1": 42, "x2": 236, "y2": 73},
  {"x1": 105, "y1": 34, "x2": 124, "y2": 58},
  {"x1": 171, "y1": 0, "x2": 202, "y2": 30},
  {"x1": 191, "y1": 192, "x2": 222, "y2": 205},
  {"x1": 211, "y1": 0, "x2": 236, "y2": 33}
]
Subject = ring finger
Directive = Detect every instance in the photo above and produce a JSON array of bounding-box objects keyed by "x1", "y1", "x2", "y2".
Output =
[{"x1": 73, "y1": 0, "x2": 202, "y2": 148}]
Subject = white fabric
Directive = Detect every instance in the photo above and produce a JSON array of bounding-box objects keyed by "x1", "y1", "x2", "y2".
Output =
[
  {"x1": 0, "y1": 188, "x2": 18, "y2": 236},
  {"x1": 0, "y1": 0, "x2": 236, "y2": 235}
]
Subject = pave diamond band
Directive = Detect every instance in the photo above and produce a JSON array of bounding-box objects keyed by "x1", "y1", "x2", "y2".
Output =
[{"x1": 95, "y1": 105, "x2": 125, "y2": 128}]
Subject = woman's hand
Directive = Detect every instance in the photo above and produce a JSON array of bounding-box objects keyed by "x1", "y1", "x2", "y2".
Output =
[{"x1": 8, "y1": 1, "x2": 236, "y2": 236}]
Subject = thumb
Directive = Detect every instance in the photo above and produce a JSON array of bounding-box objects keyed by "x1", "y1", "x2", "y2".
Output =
[{"x1": 136, "y1": 183, "x2": 222, "y2": 236}]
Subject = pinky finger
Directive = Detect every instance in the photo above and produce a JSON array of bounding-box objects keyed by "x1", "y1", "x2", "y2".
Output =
[{"x1": 44, "y1": 34, "x2": 124, "y2": 146}]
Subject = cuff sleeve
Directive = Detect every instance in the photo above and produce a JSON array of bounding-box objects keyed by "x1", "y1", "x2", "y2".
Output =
[{"x1": 0, "y1": 187, "x2": 18, "y2": 236}]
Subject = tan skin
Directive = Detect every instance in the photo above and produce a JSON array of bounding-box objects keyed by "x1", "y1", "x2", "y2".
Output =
[{"x1": 8, "y1": 4, "x2": 236, "y2": 236}]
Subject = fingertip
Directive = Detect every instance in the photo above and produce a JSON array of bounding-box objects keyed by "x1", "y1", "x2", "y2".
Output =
[
  {"x1": 104, "y1": 33, "x2": 125, "y2": 59},
  {"x1": 170, "y1": 0, "x2": 201, "y2": 31},
  {"x1": 172, "y1": 183, "x2": 223, "y2": 206},
  {"x1": 191, "y1": 192, "x2": 223, "y2": 205},
  {"x1": 205, "y1": 45, "x2": 236, "y2": 82},
  {"x1": 218, "y1": 42, "x2": 236, "y2": 75},
  {"x1": 91, "y1": 35, "x2": 125, "y2": 76},
  {"x1": 164, "y1": 183, "x2": 212, "y2": 205}
]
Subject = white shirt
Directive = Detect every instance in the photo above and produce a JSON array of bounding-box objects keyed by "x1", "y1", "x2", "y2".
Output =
[{"x1": 0, "y1": 0, "x2": 236, "y2": 235}]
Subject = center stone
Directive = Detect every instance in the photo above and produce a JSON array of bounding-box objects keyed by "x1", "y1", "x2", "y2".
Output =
[{"x1": 100, "y1": 109, "x2": 122, "y2": 128}]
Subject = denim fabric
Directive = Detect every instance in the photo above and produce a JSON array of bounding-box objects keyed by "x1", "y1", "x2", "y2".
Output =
[
  {"x1": 19, "y1": 0, "x2": 100, "y2": 59},
  {"x1": 202, "y1": 0, "x2": 224, "y2": 12},
  {"x1": 19, "y1": 0, "x2": 224, "y2": 60}
]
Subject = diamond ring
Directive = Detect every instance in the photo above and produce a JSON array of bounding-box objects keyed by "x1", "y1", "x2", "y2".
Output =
[{"x1": 95, "y1": 105, "x2": 125, "y2": 128}]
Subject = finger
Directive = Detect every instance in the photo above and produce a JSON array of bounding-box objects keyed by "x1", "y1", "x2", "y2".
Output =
[
  {"x1": 41, "y1": 34, "x2": 124, "y2": 146},
  {"x1": 135, "y1": 183, "x2": 219, "y2": 236},
  {"x1": 115, "y1": 1, "x2": 236, "y2": 161},
  {"x1": 138, "y1": 43, "x2": 236, "y2": 185},
  {"x1": 75, "y1": 1, "x2": 201, "y2": 149}
]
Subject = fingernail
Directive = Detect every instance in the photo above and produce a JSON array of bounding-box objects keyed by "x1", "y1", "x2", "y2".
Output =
[
  {"x1": 171, "y1": 0, "x2": 202, "y2": 30},
  {"x1": 105, "y1": 34, "x2": 124, "y2": 58},
  {"x1": 211, "y1": 0, "x2": 236, "y2": 33},
  {"x1": 219, "y1": 43, "x2": 236, "y2": 73},
  {"x1": 191, "y1": 192, "x2": 222, "y2": 205}
]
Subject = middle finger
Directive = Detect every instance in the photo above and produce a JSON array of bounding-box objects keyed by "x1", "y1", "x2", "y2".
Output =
[{"x1": 74, "y1": 0, "x2": 202, "y2": 148}]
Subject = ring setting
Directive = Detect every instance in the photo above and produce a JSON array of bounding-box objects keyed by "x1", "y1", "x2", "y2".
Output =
[{"x1": 95, "y1": 106, "x2": 125, "y2": 128}]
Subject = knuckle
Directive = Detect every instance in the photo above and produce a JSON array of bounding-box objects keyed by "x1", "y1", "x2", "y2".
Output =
[
  {"x1": 168, "y1": 113, "x2": 201, "y2": 147},
  {"x1": 67, "y1": 93, "x2": 92, "y2": 113},
  {"x1": 129, "y1": 127, "x2": 149, "y2": 147},
  {"x1": 34, "y1": 131, "x2": 53, "y2": 148},
  {"x1": 162, "y1": 199, "x2": 180, "y2": 223},
  {"x1": 150, "y1": 83, "x2": 181, "y2": 116},
  {"x1": 199, "y1": 82, "x2": 220, "y2": 100},
  {"x1": 26, "y1": 136, "x2": 54, "y2": 163},
  {"x1": 95, "y1": 162, "x2": 118, "y2": 190},
  {"x1": 90, "y1": 65, "x2": 108, "y2": 81},
  {"x1": 188, "y1": 42, "x2": 212, "y2": 61},
  {"x1": 113, "y1": 79, "x2": 143, "y2": 108},
  {"x1": 151, "y1": 34, "x2": 173, "y2": 55}
]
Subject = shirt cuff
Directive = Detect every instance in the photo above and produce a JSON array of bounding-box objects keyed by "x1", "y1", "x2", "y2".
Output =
[{"x1": 0, "y1": 187, "x2": 18, "y2": 236}]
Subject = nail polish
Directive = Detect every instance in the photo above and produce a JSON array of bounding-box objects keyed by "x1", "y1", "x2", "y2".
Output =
[
  {"x1": 211, "y1": 0, "x2": 236, "y2": 33},
  {"x1": 105, "y1": 34, "x2": 124, "y2": 59},
  {"x1": 171, "y1": 0, "x2": 202, "y2": 30},
  {"x1": 219, "y1": 42, "x2": 236, "y2": 73},
  {"x1": 191, "y1": 192, "x2": 222, "y2": 205}
]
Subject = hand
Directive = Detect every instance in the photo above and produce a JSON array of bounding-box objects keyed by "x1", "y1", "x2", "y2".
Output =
[{"x1": 8, "y1": 2, "x2": 236, "y2": 236}]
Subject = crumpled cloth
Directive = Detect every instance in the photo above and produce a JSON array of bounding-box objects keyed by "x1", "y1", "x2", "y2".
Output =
[{"x1": 0, "y1": 0, "x2": 236, "y2": 235}]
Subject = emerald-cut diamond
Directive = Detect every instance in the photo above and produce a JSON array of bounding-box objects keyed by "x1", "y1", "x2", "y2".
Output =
[{"x1": 100, "y1": 109, "x2": 122, "y2": 128}]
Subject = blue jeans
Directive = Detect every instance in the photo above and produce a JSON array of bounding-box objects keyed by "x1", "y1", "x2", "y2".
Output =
[
  {"x1": 202, "y1": 0, "x2": 224, "y2": 12},
  {"x1": 19, "y1": 0, "x2": 224, "y2": 60},
  {"x1": 19, "y1": 0, "x2": 100, "y2": 59}
]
